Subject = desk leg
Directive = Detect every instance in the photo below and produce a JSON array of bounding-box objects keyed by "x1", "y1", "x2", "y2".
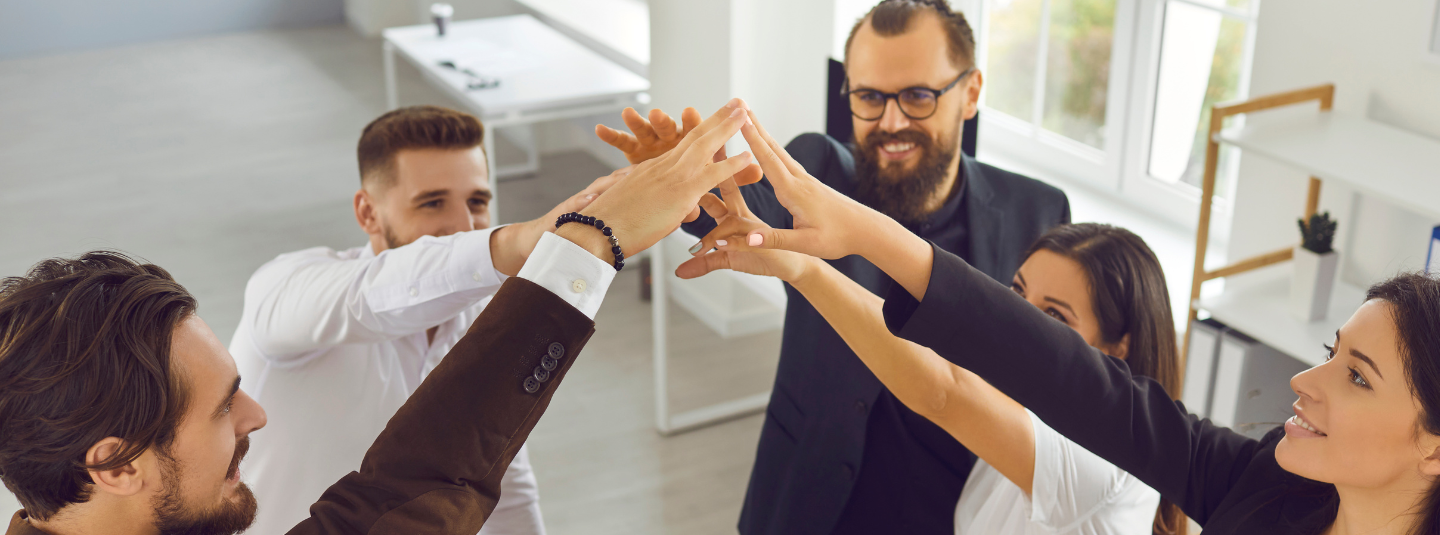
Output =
[
  {"x1": 652, "y1": 232, "x2": 771, "y2": 436},
  {"x1": 483, "y1": 121, "x2": 499, "y2": 223},
  {"x1": 383, "y1": 41, "x2": 398, "y2": 111}
]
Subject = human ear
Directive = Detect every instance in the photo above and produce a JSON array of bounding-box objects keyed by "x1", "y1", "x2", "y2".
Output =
[
  {"x1": 1419, "y1": 436, "x2": 1440, "y2": 478},
  {"x1": 354, "y1": 189, "x2": 382, "y2": 235},
  {"x1": 84, "y1": 438, "x2": 145, "y2": 497},
  {"x1": 963, "y1": 69, "x2": 984, "y2": 120},
  {"x1": 1106, "y1": 333, "x2": 1131, "y2": 360}
]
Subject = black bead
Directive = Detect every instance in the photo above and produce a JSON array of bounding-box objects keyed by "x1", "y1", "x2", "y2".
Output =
[
  {"x1": 602, "y1": 227, "x2": 612, "y2": 236},
  {"x1": 594, "y1": 219, "x2": 605, "y2": 229},
  {"x1": 614, "y1": 260, "x2": 625, "y2": 271},
  {"x1": 611, "y1": 245, "x2": 622, "y2": 255}
]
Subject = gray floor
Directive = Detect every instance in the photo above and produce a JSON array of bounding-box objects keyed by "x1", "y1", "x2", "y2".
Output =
[{"x1": 0, "y1": 25, "x2": 777, "y2": 534}]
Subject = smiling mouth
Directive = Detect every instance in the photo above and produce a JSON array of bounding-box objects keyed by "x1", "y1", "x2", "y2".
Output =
[
  {"x1": 879, "y1": 142, "x2": 917, "y2": 159},
  {"x1": 1287, "y1": 414, "x2": 1328, "y2": 437}
]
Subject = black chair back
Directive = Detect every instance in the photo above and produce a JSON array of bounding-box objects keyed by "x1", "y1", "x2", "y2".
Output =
[{"x1": 825, "y1": 58, "x2": 977, "y2": 157}]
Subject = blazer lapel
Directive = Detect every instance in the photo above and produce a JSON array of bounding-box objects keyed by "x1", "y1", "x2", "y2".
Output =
[{"x1": 961, "y1": 154, "x2": 1007, "y2": 282}]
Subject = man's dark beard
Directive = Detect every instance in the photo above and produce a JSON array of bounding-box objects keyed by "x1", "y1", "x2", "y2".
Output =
[
  {"x1": 152, "y1": 436, "x2": 257, "y2": 535},
  {"x1": 852, "y1": 124, "x2": 961, "y2": 226}
]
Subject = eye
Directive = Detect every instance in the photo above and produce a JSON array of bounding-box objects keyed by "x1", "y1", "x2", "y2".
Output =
[
  {"x1": 1010, "y1": 280, "x2": 1025, "y2": 296},
  {"x1": 1046, "y1": 308, "x2": 1068, "y2": 325},
  {"x1": 900, "y1": 89, "x2": 936, "y2": 105},
  {"x1": 1348, "y1": 367, "x2": 1371, "y2": 389},
  {"x1": 421, "y1": 199, "x2": 442, "y2": 209},
  {"x1": 468, "y1": 197, "x2": 488, "y2": 210},
  {"x1": 222, "y1": 399, "x2": 234, "y2": 415},
  {"x1": 1323, "y1": 343, "x2": 1336, "y2": 361},
  {"x1": 856, "y1": 91, "x2": 885, "y2": 104}
]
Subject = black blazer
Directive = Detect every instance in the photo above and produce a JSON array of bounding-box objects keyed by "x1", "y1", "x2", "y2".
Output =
[
  {"x1": 683, "y1": 133, "x2": 1071, "y2": 535},
  {"x1": 881, "y1": 244, "x2": 1339, "y2": 534}
]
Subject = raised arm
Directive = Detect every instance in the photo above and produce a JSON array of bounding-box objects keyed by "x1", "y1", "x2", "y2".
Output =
[
  {"x1": 731, "y1": 108, "x2": 1267, "y2": 525},
  {"x1": 677, "y1": 182, "x2": 1038, "y2": 494}
]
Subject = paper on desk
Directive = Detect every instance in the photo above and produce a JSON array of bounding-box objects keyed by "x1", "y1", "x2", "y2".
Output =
[{"x1": 443, "y1": 38, "x2": 540, "y2": 76}]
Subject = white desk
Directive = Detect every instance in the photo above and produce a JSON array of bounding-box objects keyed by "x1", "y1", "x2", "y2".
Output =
[{"x1": 382, "y1": 14, "x2": 650, "y2": 220}]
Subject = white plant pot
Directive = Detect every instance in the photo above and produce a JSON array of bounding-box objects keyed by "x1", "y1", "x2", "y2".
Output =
[{"x1": 1290, "y1": 246, "x2": 1339, "y2": 322}]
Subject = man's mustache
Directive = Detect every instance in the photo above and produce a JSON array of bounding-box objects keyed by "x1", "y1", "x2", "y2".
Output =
[{"x1": 226, "y1": 436, "x2": 250, "y2": 480}]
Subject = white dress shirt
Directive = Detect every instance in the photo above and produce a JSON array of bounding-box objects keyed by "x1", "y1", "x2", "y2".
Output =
[
  {"x1": 954, "y1": 410, "x2": 1161, "y2": 535},
  {"x1": 233, "y1": 228, "x2": 616, "y2": 535}
]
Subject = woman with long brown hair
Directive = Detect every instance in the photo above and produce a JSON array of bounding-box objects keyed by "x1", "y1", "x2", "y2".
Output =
[
  {"x1": 724, "y1": 109, "x2": 1440, "y2": 535},
  {"x1": 680, "y1": 171, "x2": 1185, "y2": 534}
]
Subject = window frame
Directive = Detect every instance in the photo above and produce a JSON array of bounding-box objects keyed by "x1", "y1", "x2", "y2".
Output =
[{"x1": 969, "y1": 0, "x2": 1261, "y2": 231}]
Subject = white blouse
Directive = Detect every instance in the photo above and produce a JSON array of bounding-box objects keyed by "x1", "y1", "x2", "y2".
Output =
[{"x1": 955, "y1": 410, "x2": 1161, "y2": 535}]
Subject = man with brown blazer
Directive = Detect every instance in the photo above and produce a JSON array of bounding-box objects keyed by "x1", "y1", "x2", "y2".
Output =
[{"x1": 0, "y1": 101, "x2": 757, "y2": 535}]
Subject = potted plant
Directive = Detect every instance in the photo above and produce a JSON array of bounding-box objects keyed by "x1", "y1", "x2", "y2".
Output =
[{"x1": 1291, "y1": 211, "x2": 1339, "y2": 321}]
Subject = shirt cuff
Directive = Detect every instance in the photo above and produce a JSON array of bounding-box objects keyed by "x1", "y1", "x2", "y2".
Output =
[{"x1": 516, "y1": 232, "x2": 616, "y2": 320}]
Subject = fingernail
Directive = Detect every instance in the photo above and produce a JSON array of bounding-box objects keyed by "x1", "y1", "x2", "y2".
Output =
[
  {"x1": 726, "y1": 97, "x2": 742, "y2": 108},
  {"x1": 745, "y1": 115, "x2": 752, "y2": 126},
  {"x1": 730, "y1": 107, "x2": 745, "y2": 118},
  {"x1": 688, "y1": 241, "x2": 704, "y2": 255},
  {"x1": 716, "y1": 239, "x2": 728, "y2": 247},
  {"x1": 748, "y1": 233, "x2": 763, "y2": 246}
]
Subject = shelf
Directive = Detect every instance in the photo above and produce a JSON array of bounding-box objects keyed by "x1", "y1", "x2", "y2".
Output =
[
  {"x1": 1197, "y1": 268, "x2": 1367, "y2": 367},
  {"x1": 1216, "y1": 111, "x2": 1440, "y2": 220}
]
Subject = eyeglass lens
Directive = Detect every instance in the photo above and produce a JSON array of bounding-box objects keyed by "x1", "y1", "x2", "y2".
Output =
[{"x1": 849, "y1": 88, "x2": 940, "y2": 120}]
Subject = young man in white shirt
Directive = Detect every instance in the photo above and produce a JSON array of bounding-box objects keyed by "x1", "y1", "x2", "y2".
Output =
[{"x1": 230, "y1": 106, "x2": 620, "y2": 535}]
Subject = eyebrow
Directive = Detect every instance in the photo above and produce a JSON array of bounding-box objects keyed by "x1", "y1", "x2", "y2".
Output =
[
  {"x1": 213, "y1": 376, "x2": 241, "y2": 419},
  {"x1": 1335, "y1": 331, "x2": 1384, "y2": 381},
  {"x1": 1350, "y1": 348, "x2": 1384, "y2": 380},
  {"x1": 412, "y1": 188, "x2": 493, "y2": 204}
]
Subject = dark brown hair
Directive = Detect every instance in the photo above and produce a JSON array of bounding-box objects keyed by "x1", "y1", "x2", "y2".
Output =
[
  {"x1": 0, "y1": 251, "x2": 196, "y2": 520},
  {"x1": 843, "y1": 0, "x2": 977, "y2": 70},
  {"x1": 357, "y1": 105, "x2": 486, "y2": 187},
  {"x1": 1024, "y1": 223, "x2": 1186, "y2": 535},
  {"x1": 1364, "y1": 273, "x2": 1440, "y2": 535}
]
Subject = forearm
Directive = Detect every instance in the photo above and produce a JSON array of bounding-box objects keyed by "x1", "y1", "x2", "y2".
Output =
[
  {"x1": 856, "y1": 213, "x2": 934, "y2": 300},
  {"x1": 790, "y1": 258, "x2": 1036, "y2": 492}
]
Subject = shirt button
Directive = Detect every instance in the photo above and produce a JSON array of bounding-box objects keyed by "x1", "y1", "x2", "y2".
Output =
[
  {"x1": 409, "y1": 287, "x2": 418, "y2": 297},
  {"x1": 571, "y1": 279, "x2": 587, "y2": 293},
  {"x1": 472, "y1": 271, "x2": 483, "y2": 282},
  {"x1": 854, "y1": 400, "x2": 866, "y2": 415}
]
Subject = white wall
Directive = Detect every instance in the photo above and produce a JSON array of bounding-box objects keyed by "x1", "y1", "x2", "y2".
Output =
[
  {"x1": 0, "y1": 0, "x2": 344, "y2": 59},
  {"x1": 649, "y1": 0, "x2": 833, "y2": 152},
  {"x1": 1227, "y1": 0, "x2": 1440, "y2": 287}
]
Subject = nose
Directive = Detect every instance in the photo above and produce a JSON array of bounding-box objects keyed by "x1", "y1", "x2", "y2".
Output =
[
  {"x1": 442, "y1": 202, "x2": 477, "y2": 236},
  {"x1": 234, "y1": 389, "x2": 267, "y2": 435},
  {"x1": 878, "y1": 98, "x2": 911, "y2": 133},
  {"x1": 1290, "y1": 364, "x2": 1324, "y2": 405}
]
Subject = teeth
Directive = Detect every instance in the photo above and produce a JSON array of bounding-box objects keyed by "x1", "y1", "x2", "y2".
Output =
[
  {"x1": 882, "y1": 142, "x2": 915, "y2": 153},
  {"x1": 1291, "y1": 415, "x2": 1324, "y2": 435}
]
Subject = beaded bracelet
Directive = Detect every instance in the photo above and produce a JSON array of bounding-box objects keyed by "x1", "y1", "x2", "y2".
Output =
[{"x1": 554, "y1": 212, "x2": 624, "y2": 271}]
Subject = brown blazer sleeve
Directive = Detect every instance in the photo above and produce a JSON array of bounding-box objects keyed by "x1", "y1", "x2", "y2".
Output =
[{"x1": 285, "y1": 277, "x2": 595, "y2": 534}]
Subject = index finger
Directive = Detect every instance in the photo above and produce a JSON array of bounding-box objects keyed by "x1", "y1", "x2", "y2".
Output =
[
  {"x1": 744, "y1": 109, "x2": 807, "y2": 178},
  {"x1": 678, "y1": 106, "x2": 748, "y2": 168},
  {"x1": 671, "y1": 99, "x2": 748, "y2": 156}
]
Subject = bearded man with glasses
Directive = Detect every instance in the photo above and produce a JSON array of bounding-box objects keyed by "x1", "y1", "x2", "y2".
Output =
[{"x1": 598, "y1": 1, "x2": 1071, "y2": 534}]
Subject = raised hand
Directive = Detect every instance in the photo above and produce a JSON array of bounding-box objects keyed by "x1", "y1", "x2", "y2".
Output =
[
  {"x1": 490, "y1": 165, "x2": 634, "y2": 275},
  {"x1": 595, "y1": 107, "x2": 702, "y2": 164},
  {"x1": 557, "y1": 100, "x2": 760, "y2": 263},
  {"x1": 735, "y1": 109, "x2": 937, "y2": 300},
  {"x1": 674, "y1": 175, "x2": 813, "y2": 283}
]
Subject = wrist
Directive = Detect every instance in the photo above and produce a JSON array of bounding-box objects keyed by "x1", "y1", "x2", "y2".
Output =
[{"x1": 787, "y1": 255, "x2": 823, "y2": 288}]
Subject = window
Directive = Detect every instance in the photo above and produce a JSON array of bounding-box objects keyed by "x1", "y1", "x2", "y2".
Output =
[{"x1": 972, "y1": 0, "x2": 1259, "y2": 228}]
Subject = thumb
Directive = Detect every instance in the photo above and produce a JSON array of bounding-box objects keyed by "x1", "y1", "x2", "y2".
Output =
[{"x1": 744, "y1": 228, "x2": 823, "y2": 257}]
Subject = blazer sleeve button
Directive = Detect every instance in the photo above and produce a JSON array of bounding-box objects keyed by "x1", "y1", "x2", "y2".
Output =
[
  {"x1": 523, "y1": 376, "x2": 541, "y2": 394},
  {"x1": 548, "y1": 342, "x2": 565, "y2": 359},
  {"x1": 533, "y1": 366, "x2": 550, "y2": 383},
  {"x1": 540, "y1": 356, "x2": 558, "y2": 371}
]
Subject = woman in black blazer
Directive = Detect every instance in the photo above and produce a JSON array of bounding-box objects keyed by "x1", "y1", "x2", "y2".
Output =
[{"x1": 716, "y1": 110, "x2": 1440, "y2": 534}]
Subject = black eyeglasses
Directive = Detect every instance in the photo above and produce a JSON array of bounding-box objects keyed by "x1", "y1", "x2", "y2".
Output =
[{"x1": 843, "y1": 66, "x2": 976, "y2": 121}]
